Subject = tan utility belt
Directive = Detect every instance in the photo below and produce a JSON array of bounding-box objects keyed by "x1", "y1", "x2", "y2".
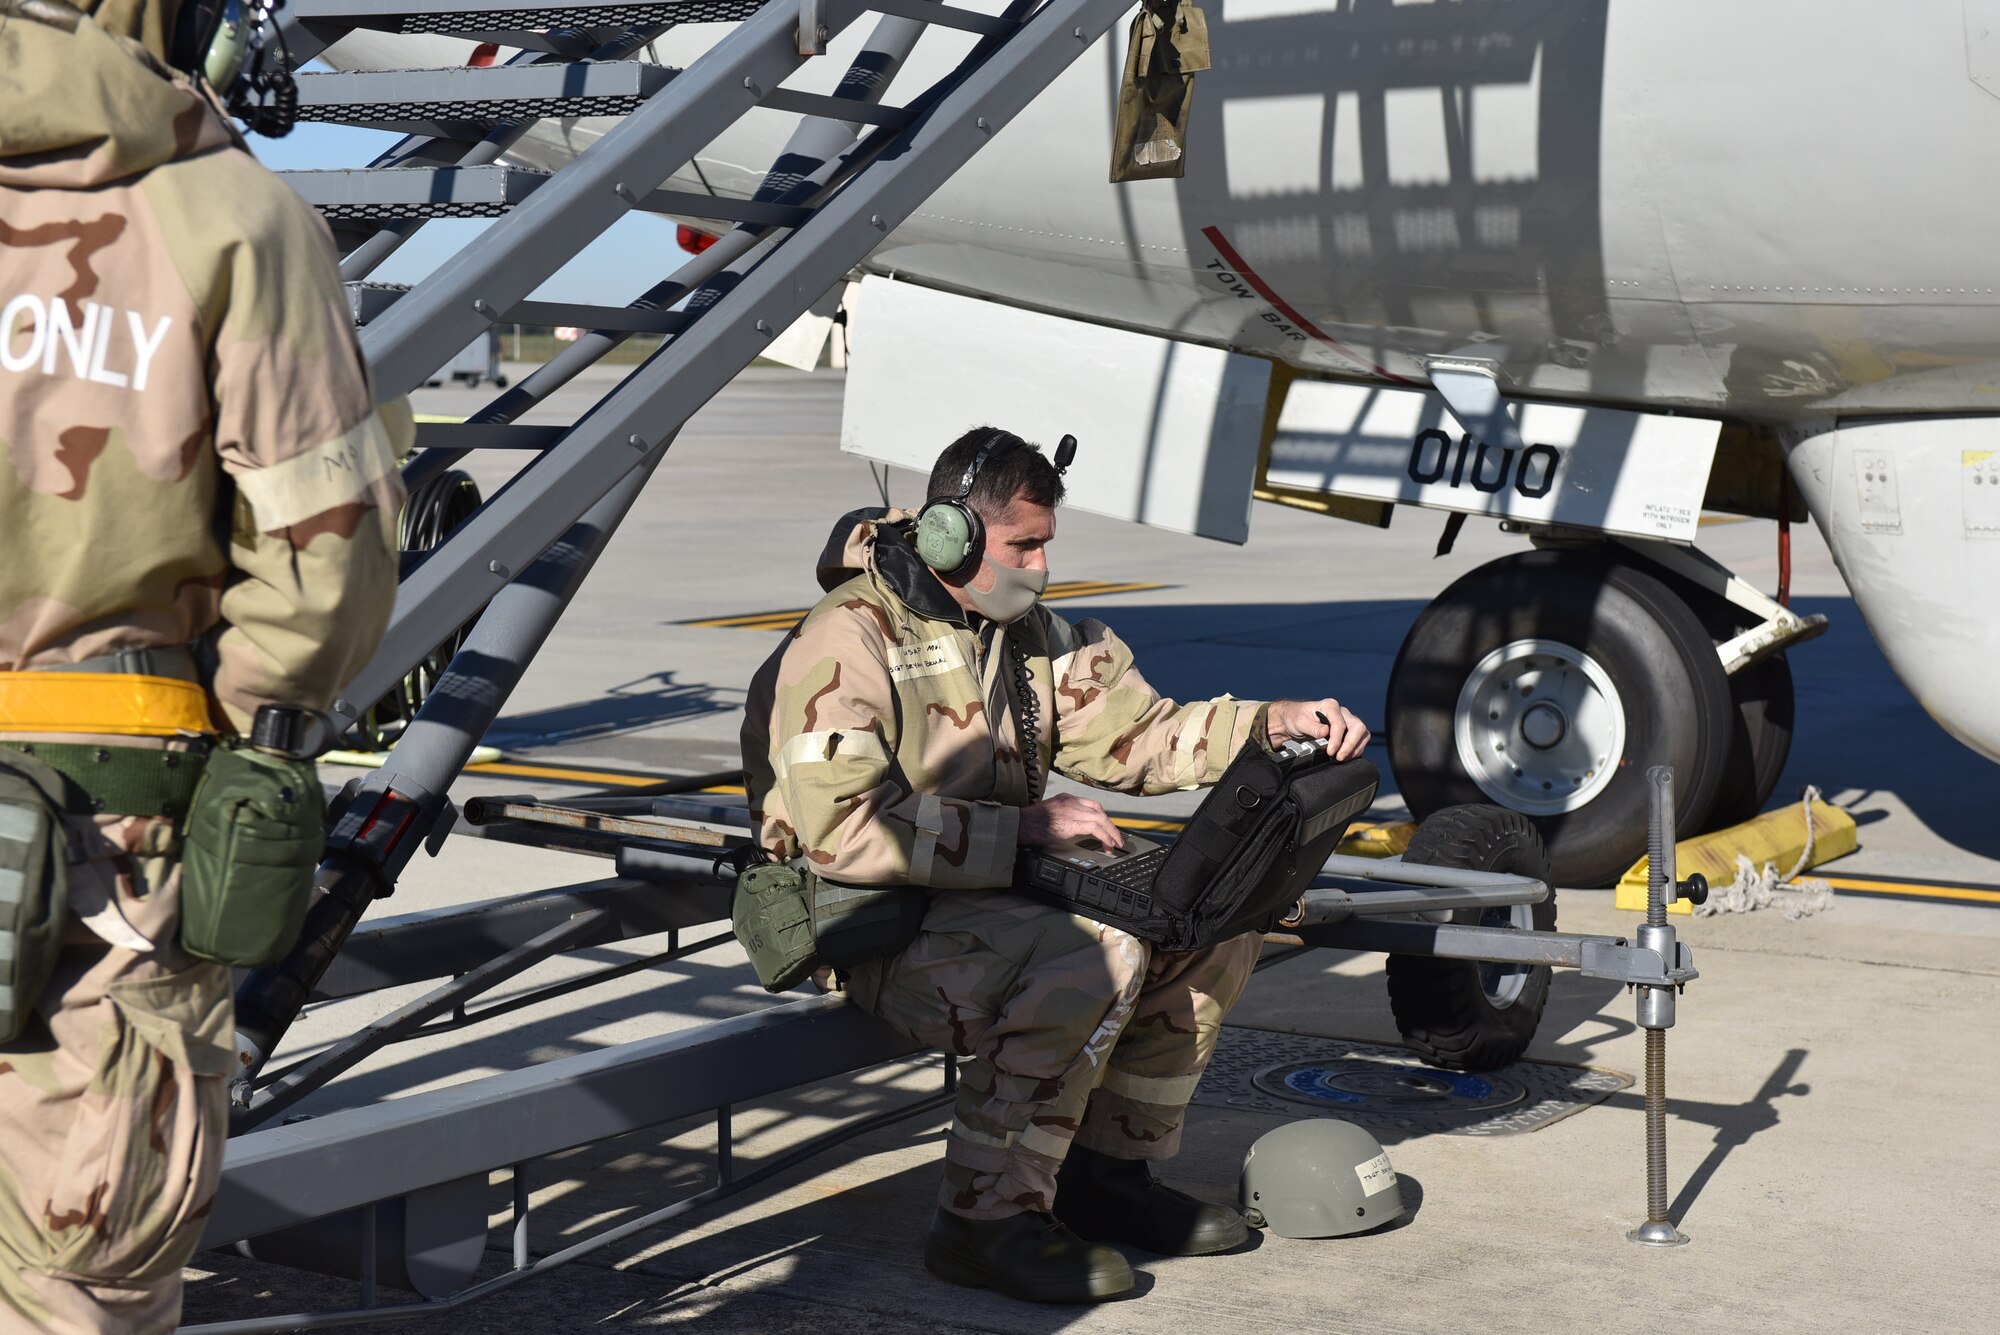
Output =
[{"x1": 0, "y1": 671, "x2": 215, "y2": 738}]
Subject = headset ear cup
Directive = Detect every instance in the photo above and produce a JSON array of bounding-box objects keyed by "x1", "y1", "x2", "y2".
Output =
[
  {"x1": 915, "y1": 502, "x2": 978, "y2": 576},
  {"x1": 169, "y1": 0, "x2": 227, "y2": 79}
]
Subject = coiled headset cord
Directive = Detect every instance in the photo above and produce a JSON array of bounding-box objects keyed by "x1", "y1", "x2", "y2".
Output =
[{"x1": 1010, "y1": 639, "x2": 1043, "y2": 803}]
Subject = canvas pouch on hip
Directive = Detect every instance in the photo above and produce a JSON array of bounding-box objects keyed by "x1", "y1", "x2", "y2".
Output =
[
  {"x1": 734, "y1": 860, "x2": 820, "y2": 993},
  {"x1": 179, "y1": 744, "x2": 324, "y2": 967},
  {"x1": 0, "y1": 751, "x2": 70, "y2": 1043}
]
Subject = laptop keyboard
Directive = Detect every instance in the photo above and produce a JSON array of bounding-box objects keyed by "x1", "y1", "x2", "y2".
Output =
[{"x1": 1099, "y1": 846, "x2": 1167, "y2": 889}]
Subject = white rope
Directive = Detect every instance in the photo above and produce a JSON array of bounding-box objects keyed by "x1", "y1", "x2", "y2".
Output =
[{"x1": 1692, "y1": 785, "x2": 1836, "y2": 921}]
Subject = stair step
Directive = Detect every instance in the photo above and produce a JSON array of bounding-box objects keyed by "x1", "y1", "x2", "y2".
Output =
[
  {"x1": 760, "y1": 87, "x2": 914, "y2": 128},
  {"x1": 300, "y1": 162, "x2": 811, "y2": 233},
  {"x1": 353, "y1": 282, "x2": 693, "y2": 336},
  {"x1": 296, "y1": 61, "x2": 676, "y2": 135},
  {"x1": 291, "y1": 0, "x2": 764, "y2": 42},
  {"x1": 503, "y1": 301, "x2": 691, "y2": 334},
  {"x1": 282, "y1": 165, "x2": 549, "y2": 220},
  {"x1": 868, "y1": 0, "x2": 1016, "y2": 36},
  {"x1": 414, "y1": 423, "x2": 567, "y2": 451},
  {"x1": 346, "y1": 282, "x2": 412, "y2": 325}
]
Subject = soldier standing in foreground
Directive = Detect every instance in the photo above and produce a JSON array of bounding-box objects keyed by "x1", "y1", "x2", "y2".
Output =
[
  {"x1": 742, "y1": 428, "x2": 1370, "y2": 1303},
  {"x1": 0, "y1": 2, "x2": 405, "y2": 1329}
]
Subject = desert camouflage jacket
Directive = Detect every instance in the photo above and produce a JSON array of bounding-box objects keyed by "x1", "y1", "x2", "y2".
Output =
[
  {"x1": 742, "y1": 508, "x2": 1269, "y2": 890},
  {"x1": 0, "y1": 12, "x2": 407, "y2": 733}
]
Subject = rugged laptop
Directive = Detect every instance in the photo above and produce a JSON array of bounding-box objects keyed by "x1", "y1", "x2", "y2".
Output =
[{"x1": 1018, "y1": 748, "x2": 1380, "y2": 952}]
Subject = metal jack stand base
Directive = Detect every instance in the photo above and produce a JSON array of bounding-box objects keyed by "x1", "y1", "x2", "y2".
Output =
[{"x1": 1625, "y1": 764, "x2": 1707, "y2": 1248}]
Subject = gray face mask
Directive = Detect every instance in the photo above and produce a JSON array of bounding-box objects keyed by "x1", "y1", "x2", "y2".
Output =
[{"x1": 963, "y1": 555, "x2": 1049, "y2": 625}]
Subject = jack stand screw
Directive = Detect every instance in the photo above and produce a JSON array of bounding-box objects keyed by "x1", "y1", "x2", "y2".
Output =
[
  {"x1": 1626, "y1": 1027, "x2": 1686, "y2": 1247},
  {"x1": 1628, "y1": 766, "x2": 1690, "y2": 1248}
]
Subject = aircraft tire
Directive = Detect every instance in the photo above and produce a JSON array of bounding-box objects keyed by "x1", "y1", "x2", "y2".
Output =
[
  {"x1": 1706, "y1": 651, "x2": 1795, "y2": 829},
  {"x1": 1386, "y1": 550, "x2": 1733, "y2": 887},
  {"x1": 1624, "y1": 561, "x2": 1799, "y2": 832},
  {"x1": 350, "y1": 469, "x2": 485, "y2": 749},
  {"x1": 1383, "y1": 805, "x2": 1556, "y2": 1072}
]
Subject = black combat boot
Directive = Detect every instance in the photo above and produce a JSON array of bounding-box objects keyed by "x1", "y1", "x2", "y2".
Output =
[
  {"x1": 1053, "y1": 1145, "x2": 1250, "y2": 1256},
  {"x1": 924, "y1": 1206, "x2": 1135, "y2": 1303}
]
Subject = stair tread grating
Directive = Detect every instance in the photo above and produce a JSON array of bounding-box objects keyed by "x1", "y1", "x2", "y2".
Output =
[
  {"x1": 294, "y1": 61, "x2": 676, "y2": 127},
  {"x1": 296, "y1": 93, "x2": 656, "y2": 124},
  {"x1": 293, "y1": 0, "x2": 767, "y2": 38},
  {"x1": 282, "y1": 165, "x2": 553, "y2": 221}
]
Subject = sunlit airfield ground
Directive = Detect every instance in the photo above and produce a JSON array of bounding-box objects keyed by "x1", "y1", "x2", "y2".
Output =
[{"x1": 182, "y1": 366, "x2": 2000, "y2": 1332}]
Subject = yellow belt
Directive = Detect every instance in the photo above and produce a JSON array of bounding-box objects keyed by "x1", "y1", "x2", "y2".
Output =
[{"x1": 0, "y1": 671, "x2": 215, "y2": 737}]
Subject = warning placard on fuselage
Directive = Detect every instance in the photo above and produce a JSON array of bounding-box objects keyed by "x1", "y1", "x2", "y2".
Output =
[{"x1": 1264, "y1": 380, "x2": 1721, "y2": 543}]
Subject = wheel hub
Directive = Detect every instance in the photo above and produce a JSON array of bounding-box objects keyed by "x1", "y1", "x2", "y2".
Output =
[
  {"x1": 1453, "y1": 639, "x2": 1626, "y2": 816},
  {"x1": 1521, "y1": 702, "x2": 1567, "y2": 749}
]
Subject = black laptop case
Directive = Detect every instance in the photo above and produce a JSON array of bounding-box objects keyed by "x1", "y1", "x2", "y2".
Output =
[{"x1": 1020, "y1": 748, "x2": 1379, "y2": 952}]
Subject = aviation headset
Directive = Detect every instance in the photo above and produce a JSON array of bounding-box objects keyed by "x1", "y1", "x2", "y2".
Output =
[
  {"x1": 913, "y1": 431, "x2": 1078, "y2": 576},
  {"x1": 170, "y1": 0, "x2": 298, "y2": 136}
]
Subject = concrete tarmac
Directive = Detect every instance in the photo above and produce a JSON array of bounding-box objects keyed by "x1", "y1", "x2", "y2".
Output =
[{"x1": 182, "y1": 367, "x2": 2000, "y2": 1332}]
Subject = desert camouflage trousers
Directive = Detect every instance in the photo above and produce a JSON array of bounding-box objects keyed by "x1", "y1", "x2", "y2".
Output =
[
  {"x1": 845, "y1": 890, "x2": 1260, "y2": 1220},
  {"x1": 0, "y1": 848, "x2": 233, "y2": 1335}
]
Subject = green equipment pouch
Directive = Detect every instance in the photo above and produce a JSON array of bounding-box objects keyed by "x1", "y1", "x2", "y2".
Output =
[
  {"x1": 733, "y1": 860, "x2": 819, "y2": 993},
  {"x1": 179, "y1": 744, "x2": 324, "y2": 967},
  {"x1": 0, "y1": 751, "x2": 71, "y2": 1044}
]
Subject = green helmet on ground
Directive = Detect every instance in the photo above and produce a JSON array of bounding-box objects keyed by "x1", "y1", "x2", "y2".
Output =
[{"x1": 1238, "y1": 1119, "x2": 1407, "y2": 1239}]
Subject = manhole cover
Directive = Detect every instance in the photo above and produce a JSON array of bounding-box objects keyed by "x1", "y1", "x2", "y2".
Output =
[
  {"x1": 1254, "y1": 1060, "x2": 1532, "y2": 1117},
  {"x1": 1194, "y1": 1027, "x2": 1630, "y2": 1136}
]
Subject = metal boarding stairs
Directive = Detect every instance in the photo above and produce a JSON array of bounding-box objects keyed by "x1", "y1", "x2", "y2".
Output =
[
  {"x1": 234, "y1": 0, "x2": 1141, "y2": 1086},
  {"x1": 187, "y1": 0, "x2": 1139, "y2": 1322}
]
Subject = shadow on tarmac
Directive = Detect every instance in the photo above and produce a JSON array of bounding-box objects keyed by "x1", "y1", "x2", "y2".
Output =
[
  {"x1": 486, "y1": 670, "x2": 738, "y2": 748},
  {"x1": 1652, "y1": 1046, "x2": 1811, "y2": 1229}
]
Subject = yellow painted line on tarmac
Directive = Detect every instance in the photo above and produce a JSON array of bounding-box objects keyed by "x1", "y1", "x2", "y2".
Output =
[
  {"x1": 1112, "y1": 815, "x2": 1410, "y2": 856},
  {"x1": 680, "y1": 580, "x2": 1166, "y2": 630},
  {"x1": 399, "y1": 756, "x2": 748, "y2": 794},
  {"x1": 1044, "y1": 581, "x2": 1166, "y2": 599},
  {"x1": 1821, "y1": 874, "x2": 2000, "y2": 907}
]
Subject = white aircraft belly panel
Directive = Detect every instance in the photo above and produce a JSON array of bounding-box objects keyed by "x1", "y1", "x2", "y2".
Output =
[
  {"x1": 841, "y1": 279, "x2": 1269, "y2": 543},
  {"x1": 1266, "y1": 380, "x2": 1721, "y2": 542}
]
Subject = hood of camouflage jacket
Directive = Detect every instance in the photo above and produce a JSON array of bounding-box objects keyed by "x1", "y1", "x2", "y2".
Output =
[
  {"x1": 0, "y1": 4, "x2": 233, "y2": 192},
  {"x1": 814, "y1": 506, "x2": 970, "y2": 625}
]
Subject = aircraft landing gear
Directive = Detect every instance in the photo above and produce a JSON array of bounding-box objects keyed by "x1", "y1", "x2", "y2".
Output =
[
  {"x1": 1386, "y1": 549, "x2": 1733, "y2": 887},
  {"x1": 1708, "y1": 650, "x2": 1794, "y2": 828}
]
